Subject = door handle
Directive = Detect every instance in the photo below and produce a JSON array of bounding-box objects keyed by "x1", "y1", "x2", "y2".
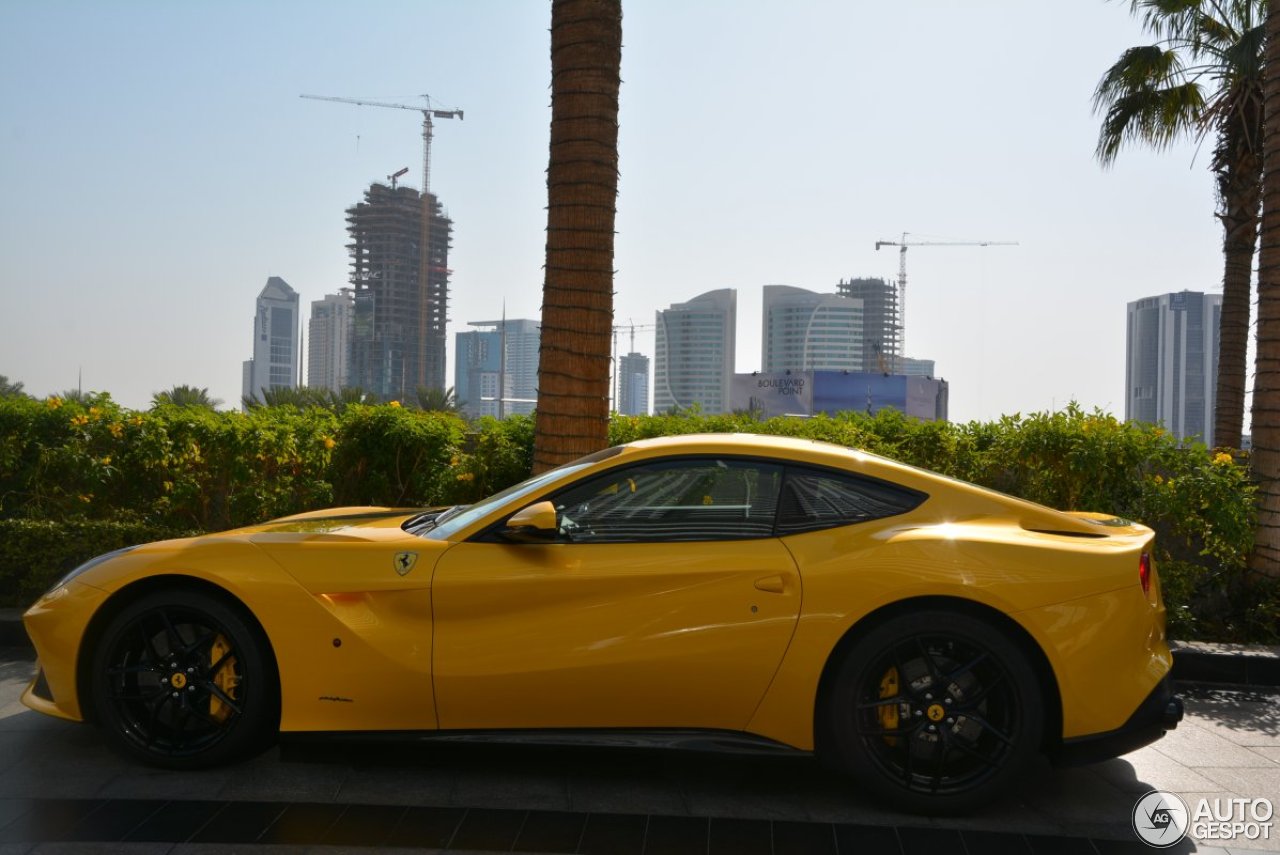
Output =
[{"x1": 754, "y1": 574, "x2": 786, "y2": 594}]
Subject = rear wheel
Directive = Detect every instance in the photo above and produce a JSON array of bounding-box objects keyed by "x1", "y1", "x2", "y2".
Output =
[
  {"x1": 89, "y1": 588, "x2": 277, "y2": 768},
  {"x1": 826, "y1": 609, "x2": 1043, "y2": 814}
]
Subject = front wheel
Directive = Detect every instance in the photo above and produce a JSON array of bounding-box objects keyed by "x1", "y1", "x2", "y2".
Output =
[
  {"x1": 825, "y1": 609, "x2": 1044, "y2": 814},
  {"x1": 89, "y1": 588, "x2": 278, "y2": 768}
]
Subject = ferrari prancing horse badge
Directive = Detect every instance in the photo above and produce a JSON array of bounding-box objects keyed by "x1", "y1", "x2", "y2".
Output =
[{"x1": 393, "y1": 552, "x2": 418, "y2": 576}]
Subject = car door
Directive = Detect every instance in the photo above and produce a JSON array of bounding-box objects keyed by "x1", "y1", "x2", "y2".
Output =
[{"x1": 431, "y1": 456, "x2": 801, "y2": 733}]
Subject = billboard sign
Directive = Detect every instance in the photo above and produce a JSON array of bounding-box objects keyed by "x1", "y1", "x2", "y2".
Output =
[{"x1": 730, "y1": 372, "x2": 814, "y2": 417}]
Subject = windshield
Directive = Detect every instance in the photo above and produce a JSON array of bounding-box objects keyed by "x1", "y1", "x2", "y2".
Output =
[{"x1": 421, "y1": 445, "x2": 624, "y2": 541}]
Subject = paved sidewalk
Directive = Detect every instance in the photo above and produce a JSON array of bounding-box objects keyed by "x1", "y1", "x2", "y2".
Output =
[{"x1": 0, "y1": 649, "x2": 1276, "y2": 853}]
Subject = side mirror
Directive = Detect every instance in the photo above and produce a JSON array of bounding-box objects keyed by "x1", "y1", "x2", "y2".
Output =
[{"x1": 501, "y1": 500, "x2": 559, "y2": 542}]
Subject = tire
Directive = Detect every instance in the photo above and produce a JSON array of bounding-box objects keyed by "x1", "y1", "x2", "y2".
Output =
[
  {"x1": 89, "y1": 588, "x2": 278, "y2": 768},
  {"x1": 825, "y1": 609, "x2": 1044, "y2": 814}
]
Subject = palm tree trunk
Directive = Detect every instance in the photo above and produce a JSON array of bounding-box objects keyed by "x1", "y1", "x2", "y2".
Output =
[
  {"x1": 532, "y1": 0, "x2": 622, "y2": 473},
  {"x1": 1250, "y1": 0, "x2": 1280, "y2": 577},
  {"x1": 1216, "y1": 149, "x2": 1262, "y2": 452}
]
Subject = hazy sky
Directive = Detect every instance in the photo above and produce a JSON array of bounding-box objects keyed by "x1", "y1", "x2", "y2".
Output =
[{"x1": 0, "y1": 1, "x2": 1225, "y2": 422}]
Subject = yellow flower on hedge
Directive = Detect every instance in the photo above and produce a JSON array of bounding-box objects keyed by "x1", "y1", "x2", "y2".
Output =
[
  {"x1": 389, "y1": 400, "x2": 401, "y2": 408},
  {"x1": 456, "y1": 472, "x2": 474, "y2": 482},
  {"x1": 89, "y1": 406, "x2": 101, "y2": 419},
  {"x1": 100, "y1": 456, "x2": 111, "y2": 465},
  {"x1": 130, "y1": 415, "x2": 143, "y2": 427},
  {"x1": 46, "y1": 396, "x2": 62, "y2": 409},
  {"x1": 1213, "y1": 451, "x2": 1233, "y2": 466},
  {"x1": 108, "y1": 422, "x2": 124, "y2": 438},
  {"x1": 322, "y1": 436, "x2": 336, "y2": 450},
  {"x1": 71, "y1": 414, "x2": 89, "y2": 427},
  {"x1": 1153, "y1": 474, "x2": 1164, "y2": 485},
  {"x1": 78, "y1": 493, "x2": 92, "y2": 503}
]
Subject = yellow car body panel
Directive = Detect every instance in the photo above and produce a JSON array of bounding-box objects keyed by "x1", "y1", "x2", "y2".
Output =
[
  {"x1": 22, "y1": 579, "x2": 108, "y2": 721},
  {"x1": 747, "y1": 515, "x2": 1165, "y2": 748},
  {"x1": 25, "y1": 522, "x2": 446, "y2": 732},
  {"x1": 431, "y1": 538, "x2": 800, "y2": 731},
  {"x1": 22, "y1": 433, "x2": 1171, "y2": 760}
]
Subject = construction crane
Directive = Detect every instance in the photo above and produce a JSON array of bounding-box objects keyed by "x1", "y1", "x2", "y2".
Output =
[
  {"x1": 301, "y1": 93, "x2": 464, "y2": 390},
  {"x1": 874, "y1": 233, "x2": 1017, "y2": 373}
]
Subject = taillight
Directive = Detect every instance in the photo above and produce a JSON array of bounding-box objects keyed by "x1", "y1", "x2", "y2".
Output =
[{"x1": 1139, "y1": 552, "x2": 1152, "y2": 596}]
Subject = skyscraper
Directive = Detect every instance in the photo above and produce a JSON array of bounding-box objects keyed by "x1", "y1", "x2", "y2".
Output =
[
  {"x1": 837, "y1": 277, "x2": 900, "y2": 372},
  {"x1": 499, "y1": 318, "x2": 541, "y2": 415},
  {"x1": 307, "y1": 292, "x2": 353, "y2": 393},
  {"x1": 762, "y1": 285, "x2": 863, "y2": 373},
  {"x1": 654, "y1": 289, "x2": 736, "y2": 414},
  {"x1": 455, "y1": 326, "x2": 500, "y2": 418},
  {"x1": 345, "y1": 182, "x2": 452, "y2": 400},
  {"x1": 454, "y1": 318, "x2": 540, "y2": 418},
  {"x1": 617, "y1": 352, "x2": 650, "y2": 415},
  {"x1": 241, "y1": 276, "x2": 300, "y2": 404},
  {"x1": 1126, "y1": 290, "x2": 1222, "y2": 446}
]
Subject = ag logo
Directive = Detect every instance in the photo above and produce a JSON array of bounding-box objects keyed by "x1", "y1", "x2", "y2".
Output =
[
  {"x1": 393, "y1": 552, "x2": 418, "y2": 576},
  {"x1": 1132, "y1": 790, "x2": 1189, "y2": 847}
]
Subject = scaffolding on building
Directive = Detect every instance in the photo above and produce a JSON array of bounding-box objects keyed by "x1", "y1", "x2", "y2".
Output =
[{"x1": 345, "y1": 182, "x2": 453, "y2": 399}]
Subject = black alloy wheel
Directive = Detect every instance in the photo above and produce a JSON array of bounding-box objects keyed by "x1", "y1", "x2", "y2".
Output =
[
  {"x1": 89, "y1": 588, "x2": 277, "y2": 768},
  {"x1": 827, "y1": 609, "x2": 1044, "y2": 814}
]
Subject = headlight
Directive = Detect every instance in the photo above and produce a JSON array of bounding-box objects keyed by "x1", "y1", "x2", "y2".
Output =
[{"x1": 47, "y1": 545, "x2": 139, "y2": 593}]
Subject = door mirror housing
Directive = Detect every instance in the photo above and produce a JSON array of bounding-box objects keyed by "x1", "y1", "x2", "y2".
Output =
[{"x1": 501, "y1": 501, "x2": 559, "y2": 542}]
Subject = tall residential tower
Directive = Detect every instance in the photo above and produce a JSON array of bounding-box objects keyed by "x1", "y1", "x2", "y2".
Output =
[
  {"x1": 454, "y1": 318, "x2": 540, "y2": 418},
  {"x1": 654, "y1": 289, "x2": 736, "y2": 414},
  {"x1": 1126, "y1": 290, "x2": 1221, "y2": 446},
  {"x1": 617, "y1": 352, "x2": 650, "y2": 415},
  {"x1": 307, "y1": 292, "x2": 353, "y2": 393},
  {"x1": 762, "y1": 285, "x2": 863, "y2": 373},
  {"x1": 241, "y1": 276, "x2": 300, "y2": 404}
]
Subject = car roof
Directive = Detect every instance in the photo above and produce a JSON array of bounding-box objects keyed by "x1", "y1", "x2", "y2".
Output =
[{"x1": 619, "y1": 432, "x2": 885, "y2": 468}]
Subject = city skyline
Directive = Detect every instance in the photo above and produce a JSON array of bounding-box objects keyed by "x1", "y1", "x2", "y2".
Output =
[{"x1": 1, "y1": 2, "x2": 1226, "y2": 423}]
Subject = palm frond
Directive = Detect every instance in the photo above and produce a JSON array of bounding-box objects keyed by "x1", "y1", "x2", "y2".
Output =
[
  {"x1": 1131, "y1": 0, "x2": 1210, "y2": 40},
  {"x1": 1094, "y1": 45, "x2": 1186, "y2": 107},
  {"x1": 1095, "y1": 82, "x2": 1206, "y2": 165}
]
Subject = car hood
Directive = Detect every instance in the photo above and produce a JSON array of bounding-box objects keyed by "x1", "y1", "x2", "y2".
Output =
[
  {"x1": 239, "y1": 507, "x2": 454, "y2": 593},
  {"x1": 224, "y1": 506, "x2": 443, "y2": 544}
]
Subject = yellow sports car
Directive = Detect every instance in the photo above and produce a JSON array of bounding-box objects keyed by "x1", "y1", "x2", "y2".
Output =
[{"x1": 21, "y1": 433, "x2": 1181, "y2": 813}]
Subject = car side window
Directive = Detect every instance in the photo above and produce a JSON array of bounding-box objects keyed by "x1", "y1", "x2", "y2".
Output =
[
  {"x1": 553, "y1": 458, "x2": 783, "y2": 543},
  {"x1": 776, "y1": 466, "x2": 926, "y2": 535}
]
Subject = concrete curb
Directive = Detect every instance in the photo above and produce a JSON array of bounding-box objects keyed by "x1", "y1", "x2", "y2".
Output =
[
  {"x1": 1169, "y1": 639, "x2": 1280, "y2": 687},
  {"x1": 1, "y1": 609, "x2": 1277, "y2": 687}
]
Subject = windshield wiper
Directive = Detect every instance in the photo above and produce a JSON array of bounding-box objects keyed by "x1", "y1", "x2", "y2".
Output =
[{"x1": 404, "y1": 504, "x2": 471, "y2": 536}]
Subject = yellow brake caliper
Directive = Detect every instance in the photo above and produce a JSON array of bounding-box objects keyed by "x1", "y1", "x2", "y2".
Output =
[
  {"x1": 879, "y1": 666, "x2": 900, "y2": 746},
  {"x1": 208, "y1": 634, "x2": 239, "y2": 722}
]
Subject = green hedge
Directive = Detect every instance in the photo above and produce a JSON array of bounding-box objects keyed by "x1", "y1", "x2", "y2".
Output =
[
  {"x1": 1, "y1": 394, "x2": 1274, "y2": 640},
  {"x1": 0, "y1": 518, "x2": 196, "y2": 608}
]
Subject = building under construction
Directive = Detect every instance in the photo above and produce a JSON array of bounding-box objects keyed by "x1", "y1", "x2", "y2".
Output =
[
  {"x1": 345, "y1": 182, "x2": 452, "y2": 399},
  {"x1": 837, "y1": 277, "x2": 900, "y2": 373}
]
